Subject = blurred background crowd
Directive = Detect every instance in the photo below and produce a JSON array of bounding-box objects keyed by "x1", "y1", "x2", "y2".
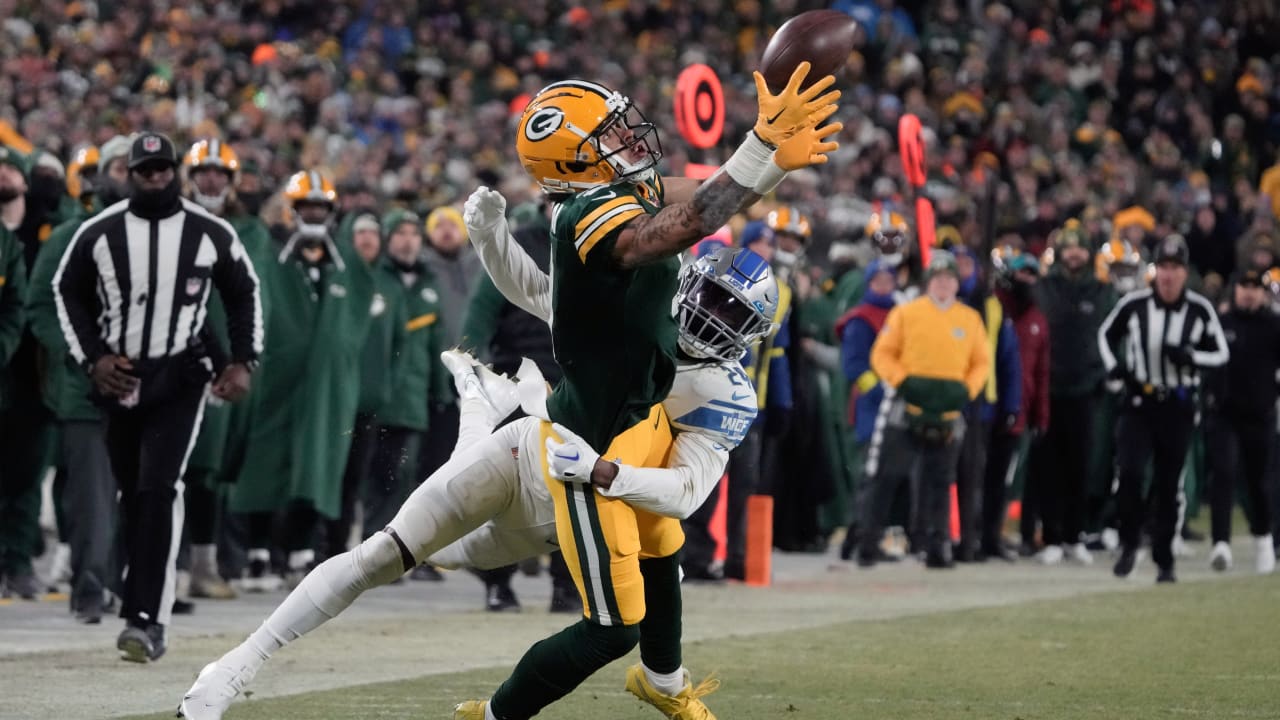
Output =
[{"x1": 2, "y1": 0, "x2": 1280, "y2": 621}]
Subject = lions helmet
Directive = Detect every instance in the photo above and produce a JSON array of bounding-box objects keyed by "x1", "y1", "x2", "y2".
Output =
[
  {"x1": 184, "y1": 139, "x2": 241, "y2": 212},
  {"x1": 674, "y1": 247, "x2": 778, "y2": 362},
  {"x1": 516, "y1": 80, "x2": 661, "y2": 194}
]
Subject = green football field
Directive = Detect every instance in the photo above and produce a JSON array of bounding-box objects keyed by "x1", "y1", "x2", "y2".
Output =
[{"x1": 126, "y1": 574, "x2": 1279, "y2": 720}]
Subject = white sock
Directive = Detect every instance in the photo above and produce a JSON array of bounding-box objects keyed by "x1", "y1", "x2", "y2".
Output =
[
  {"x1": 485, "y1": 702, "x2": 499, "y2": 720},
  {"x1": 236, "y1": 534, "x2": 404, "y2": 667},
  {"x1": 643, "y1": 663, "x2": 687, "y2": 697}
]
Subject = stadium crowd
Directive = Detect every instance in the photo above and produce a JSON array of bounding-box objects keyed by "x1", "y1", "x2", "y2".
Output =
[{"x1": 2, "y1": 0, "x2": 1280, "y2": 657}]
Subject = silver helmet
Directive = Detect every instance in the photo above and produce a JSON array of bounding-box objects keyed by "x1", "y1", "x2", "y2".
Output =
[{"x1": 675, "y1": 247, "x2": 779, "y2": 362}]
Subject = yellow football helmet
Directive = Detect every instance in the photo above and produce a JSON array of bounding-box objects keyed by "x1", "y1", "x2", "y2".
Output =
[
  {"x1": 1263, "y1": 267, "x2": 1280, "y2": 296},
  {"x1": 66, "y1": 145, "x2": 100, "y2": 200},
  {"x1": 515, "y1": 80, "x2": 661, "y2": 193},
  {"x1": 283, "y1": 170, "x2": 337, "y2": 206},
  {"x1": 766, "y1": 206, "x2": 812, "y2": 240},
  {"x1": 184, "y1": 139, "x2": 241, "y2": 212},
  {"x1": 1096, "y1": 238, "x2": 1148, "y2": 293},
  {"x1": 865, "y1": 210, "x2": 907, "y2": 257},
  {"x1": 283, "y1": 170, "x2": 338, "y2": 237}
]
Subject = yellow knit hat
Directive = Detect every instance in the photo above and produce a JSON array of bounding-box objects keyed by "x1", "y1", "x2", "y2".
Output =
[{"x1": 425, "y1": 206, "x2": 467, "y2": 239}]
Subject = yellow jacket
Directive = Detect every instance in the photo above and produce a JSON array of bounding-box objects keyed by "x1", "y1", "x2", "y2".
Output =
[{"x1": 871, "y1": 295, "x2": 991, "y2": 400}]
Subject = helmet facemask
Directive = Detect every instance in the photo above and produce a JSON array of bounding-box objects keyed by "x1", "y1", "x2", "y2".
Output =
[
  {"x1": 585, "y1": 95, "x2": 662, "y2": 186},
  {"x1": 675, "y1": 264, "x2": 774, "y2": 362}
]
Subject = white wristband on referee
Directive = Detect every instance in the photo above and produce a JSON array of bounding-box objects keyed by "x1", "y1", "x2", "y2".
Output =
[{"x1": 720, "y1": 131, "x2": 776, "y2": 188}]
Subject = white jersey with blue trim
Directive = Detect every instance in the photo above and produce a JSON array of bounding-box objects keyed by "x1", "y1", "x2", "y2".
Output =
[{"x1": 664, "y1": 359, "x2": 758, "y2": 450}]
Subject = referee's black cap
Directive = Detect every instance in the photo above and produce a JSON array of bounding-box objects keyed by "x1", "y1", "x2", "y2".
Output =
[
  {"x1": 128, "y1": 132, "x2": 179, "y2": 170},
  {"x1": 1153, "y1": 233, "x2": 1189, "y2": 267}
]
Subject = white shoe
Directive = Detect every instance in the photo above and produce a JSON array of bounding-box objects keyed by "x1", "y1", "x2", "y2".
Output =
[
  {"x1": 48, "y1": 543, "x2": 72, "y2": 586},
  {"x1": 441, "y1": 349, "x2": 520, "y2": 423},
  {"x1": 1037, "y1": 545, "x2": 1064, "y2": 565},
  {"x1": 1255, "y1": 535, "x2": 1275, "y2": 575},
  {"x1": 1101, "y1": 528, "x2": 1120, "y2": 551},
  {"x1": 178, "y1": 657, "x2": 259, "y2": 719},
  {"x1": 1171, "y1": 535, "x2": 1193, "y2": 559},
  {"x1": 1209, "y1": 541, "x2": 1232, "y2": 572},
  {"x1": 1066, "y1": 543, "x2": 1094, "y2": 565}
]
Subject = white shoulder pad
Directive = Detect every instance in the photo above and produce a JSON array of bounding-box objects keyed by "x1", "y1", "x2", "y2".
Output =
[{"x1": 663, "y1": 360, "x2": 758, "y2": 449}]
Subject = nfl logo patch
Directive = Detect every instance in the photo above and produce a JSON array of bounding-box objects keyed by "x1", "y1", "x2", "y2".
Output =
[
  {"x1": 186, "y1": 277, "x2": 203, "y2": 296},
  {"x1": 143, "y1": 135, "x2": 161, "y2": 152}
]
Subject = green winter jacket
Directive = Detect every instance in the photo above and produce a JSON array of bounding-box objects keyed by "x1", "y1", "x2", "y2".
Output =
[
  {"x1": 356, "y1": 265, "x2": 407, "y2": 418},
  {"x1": 187, "y1": 214, "x2": 273, "y2": 478},
  {"x1": 0, "y1": 224, "x2": 26, "y2": 412},
  {"x1": 25, "y1": 211, "x2": 96, "y2": 421},
  {"x1": 377, "y1": 258, "x2": 443, "y2": 432},
  {"x1": 229, "y1": 243, "x2": 373, "y2": 519}
]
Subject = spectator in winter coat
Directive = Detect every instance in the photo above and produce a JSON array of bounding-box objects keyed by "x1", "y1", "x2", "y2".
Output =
[
  {"x1": 988, "y1": 251, "x2": 1051, "y2": 561},
  {"x1": 836, "y1": 260, "x2": 898, "y2": 560},
  {"x1": 953, "y1": 245, "x2": 1021, "y2": 562},
  {"x1": 1030, "y1": 220, "x2": 1117, "y2": 564}
]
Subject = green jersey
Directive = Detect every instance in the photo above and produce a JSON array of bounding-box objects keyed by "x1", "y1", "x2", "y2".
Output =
[{"x1": 546, "y1": 176, "x2": 678, "y2": 450}]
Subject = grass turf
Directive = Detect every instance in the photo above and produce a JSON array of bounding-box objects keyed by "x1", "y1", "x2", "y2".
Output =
[{"x1": 135, "y1": 574, "x2": 1279, "y2": 720}]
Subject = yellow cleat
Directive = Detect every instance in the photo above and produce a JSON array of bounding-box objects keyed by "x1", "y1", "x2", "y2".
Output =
[
  {"x1": 453, "y1": 700, "x2": 488, "y2": 719},
  {"x1": 624, "y1": 664, "x2": 720, "y2": 720}
]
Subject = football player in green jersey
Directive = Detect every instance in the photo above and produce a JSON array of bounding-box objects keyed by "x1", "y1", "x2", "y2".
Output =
[{"x1": 453, "y1": 64, "x2": 842, "y2": 720}]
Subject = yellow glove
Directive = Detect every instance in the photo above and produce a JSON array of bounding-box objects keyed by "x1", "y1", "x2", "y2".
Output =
[
  {"x1": 773, "y1": 117, "x2": 842, "y2": 171},
  {"x1": 753, "y1": 62, "x2": 841, "y2": 147}
]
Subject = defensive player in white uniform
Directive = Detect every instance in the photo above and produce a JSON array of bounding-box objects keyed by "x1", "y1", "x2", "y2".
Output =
[{"x1": 178, "y1": 196, "x2": 778, "y2": 719}]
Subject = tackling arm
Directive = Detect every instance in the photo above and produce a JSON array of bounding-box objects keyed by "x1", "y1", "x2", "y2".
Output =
[{"x1": 591, "y1": 432, "x2": 730, "y2": 519}]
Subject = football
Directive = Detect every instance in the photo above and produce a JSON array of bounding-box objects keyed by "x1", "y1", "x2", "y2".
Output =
[{"x1": 759, "y1": 10, "x2": 859, "y2": 93}]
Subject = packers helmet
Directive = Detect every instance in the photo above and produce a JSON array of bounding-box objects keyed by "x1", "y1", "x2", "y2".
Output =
[
  {"x1": 766, "y1": 206, "x2": 812, "y2": 240},
  {"x1": 283, "y1": 170, "x2": 338, "y2": 236},
  {"x1": 184, "y1": 139, "x2": 241, "y2": 212},
  {"x1": 66, "y1": 145, "x2": 100, "y2": 200},
  {"x1": 1096, "y1": 238, "x2": 1148, "y2": 293},
  {"x1": 515, "y1": 80, "x2": 661, "y2": 194},
  {"x1": 1263, "y1": 267, "x2": 1280, "y2": 296},
  {"x1": 865, "y1": 210, "x2": 908, "y2": 258}
]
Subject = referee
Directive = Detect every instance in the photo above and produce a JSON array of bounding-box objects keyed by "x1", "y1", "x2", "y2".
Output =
[
  {"x1": 52, "y1": 132, "x2": 263, "y2": 662},
  {"x1": 1097, "y1": 234, "x2": 1228, "y2": 583}
]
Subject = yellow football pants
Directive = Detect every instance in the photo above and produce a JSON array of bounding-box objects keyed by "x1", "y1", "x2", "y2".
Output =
[{"x1": 541, "y1": 405, "x2": 684, "y2": 626}]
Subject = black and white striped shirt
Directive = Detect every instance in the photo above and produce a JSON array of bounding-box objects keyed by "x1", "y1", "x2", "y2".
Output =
[
  {"x1": 52, "y1": 198, "x2": 263, "y2": 368},
  {"x1": 1097, "y1": 287, "x2": 1229, "y2": 391}
]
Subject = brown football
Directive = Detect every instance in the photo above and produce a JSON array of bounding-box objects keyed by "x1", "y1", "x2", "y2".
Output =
[{"x1": 759, "y1": 10, "x2": 859, "y2": 93}]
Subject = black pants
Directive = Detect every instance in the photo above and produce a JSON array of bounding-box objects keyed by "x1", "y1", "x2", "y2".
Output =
[
  {"x1": 1115, "y1": 397, "x2": 1195, "y2": 571},
  {"x1": 105, "y1": 384, "x2": 206, "y2": 627},
  {"x1": 1038, "y1": 393, "x2": 1097, "y2": 546},
  {"x1": 325, "y1": 412, "x2": 378, "y2": 557},
  {"x1": 859, "y1": 400, "x2": 964, "y2": 557},
  {"x1": 418, "y1": 403, "x2": 460, "y2": 480},
  {"x1": 981, "y1": 426, "x2": 1020, "y2": 550},
  {"x1": 61, "y1": 419, "x2": 118, "y2": 609},
  {"x1": 362, "y1": 426, "x2": 420, "y2": 540},
  {"x1": 722, "y1": 422, "x2": 764, "y2": 576},
  {"x1": 1207, "y1": 411, "x2": 1274, "y2": 542},
  {"x1": 955, "y1": 414, "x2": 990, "y2": 555}
]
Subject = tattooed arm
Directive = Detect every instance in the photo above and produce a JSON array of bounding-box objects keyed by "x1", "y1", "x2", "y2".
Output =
[{"x1": 610, "y1": 169, "x2": 760, "y2": 269}]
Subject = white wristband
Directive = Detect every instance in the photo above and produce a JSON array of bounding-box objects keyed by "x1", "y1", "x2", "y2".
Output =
[
  {"x1": 753, "y1": 159, "x2": 787, "y2": 195},
  {"x1": 721, "y1": 131, "x2": 775, "y2": 188}
]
